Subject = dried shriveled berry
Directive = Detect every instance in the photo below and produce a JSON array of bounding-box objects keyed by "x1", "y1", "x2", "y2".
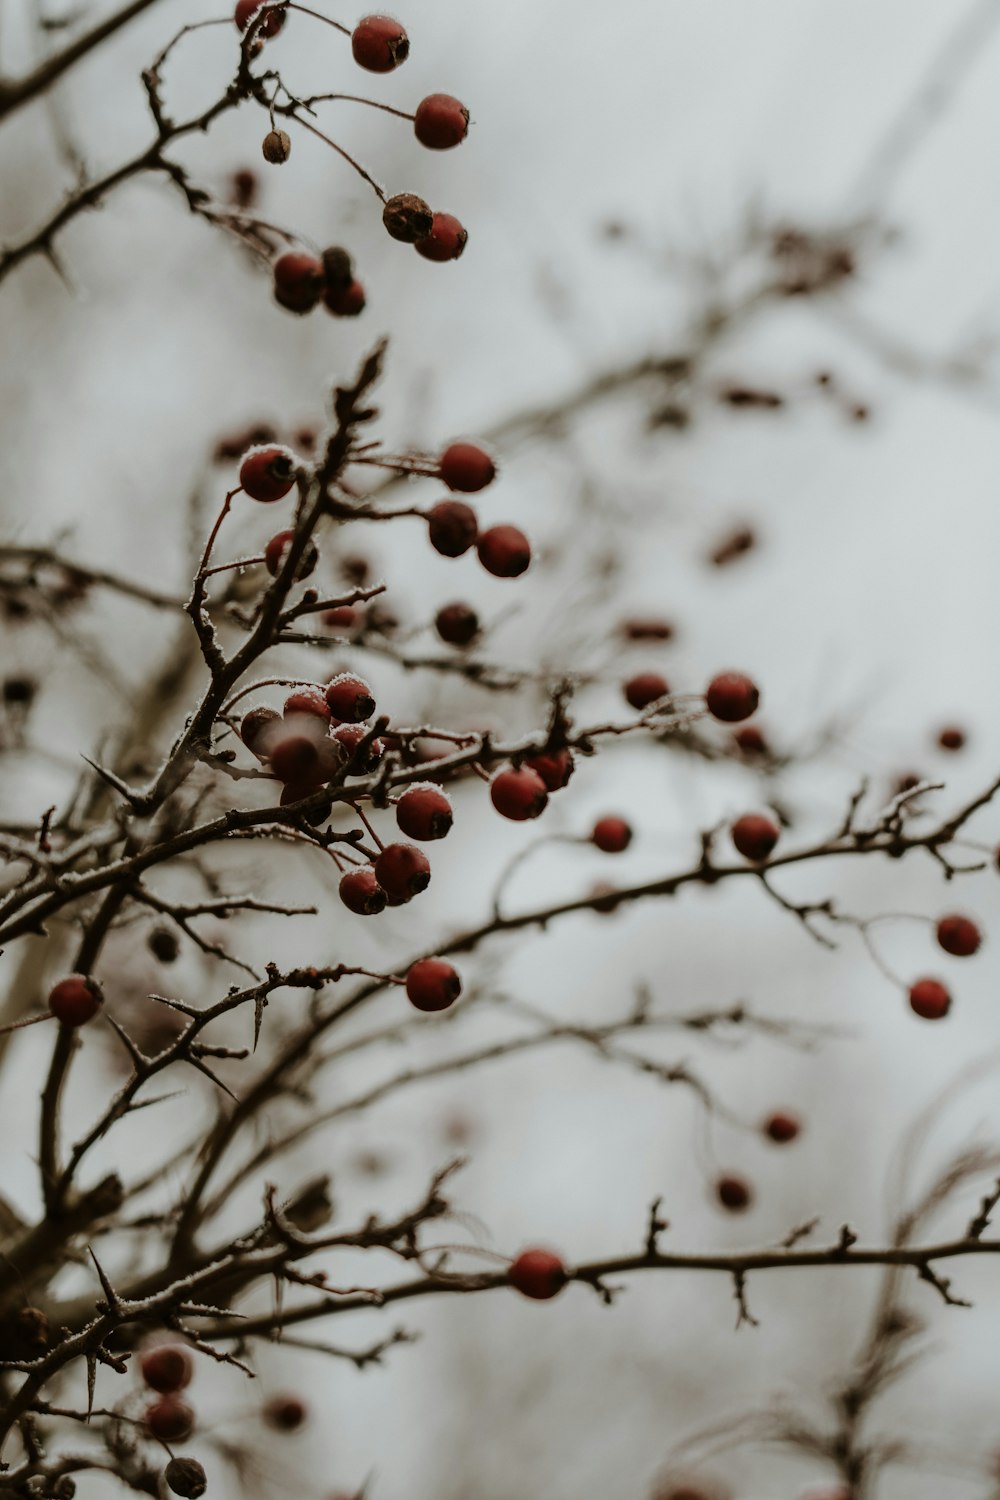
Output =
[
  {"x1": 49, "y1": 975, "x2": 103, "y2": 1027},
  {"x1": 706, "y1": 671, "x2": 760, "y2": 723},
  {"x1": 509, "y1": 1248, "x2": 567, "y2": 1300},
  {"x1": 382, "y1": 193, "x2": 433, "y2": 243},
  {"x1": 730, "y1": 813, "x2": 779, "y2": 862},
  {"x1": 352, "y1": 14, "x2": 409, "y2": 71},
  {"x1": 414, "y1": 94, "x2": 470, "y2": 149},
  {"x1": 240, "y1": 446, "x2": 296, "y2": 502},
  {"x1": 415, "y1": 213, "x2": 468, "y2": 262},
  {"x1": 490, "y1": 767, "x2": 548, "y2": 822},
  {"x1": 164, "y1": 1458, "x2": 207, "y2": 1499},
  {"x1": 374, "y1": 843, "x2": 431, "y2": 904},
  {"x1": 405, "y1": 957, "x2": 461, "y2": 1012},
  {"x1": 339, "y1": 868, "x2": 387, "y2": 915},
  {"x1": 262, "y1": 129, "x2": 291, "y2": 163},
  {"x1": 427, "y1": 500, "x2": 478, "y2": 557},
  {"x1": 396, "y1": 784, "x2": 453, "y2": 841}
]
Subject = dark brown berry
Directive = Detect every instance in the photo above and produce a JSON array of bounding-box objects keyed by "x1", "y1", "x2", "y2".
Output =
[
  {"x1": 164, "y1": 1458, "x2": 207, "y2": 1499},
  {"x1": 382, "y1": 193, "x2": 433, "y2": 243},
  {"x1": 140, "y1": 1345, "x2": 193, "y2": 1394},
  {"x1": 273, "y1": 253, "x2": 325, "y2": 314},
  {"x1": 427, "y1": 499, "x2": 478, "y2": 557},
  {"x1": 477, "y1": 525, "x2": 530, "y2": 578},
  {"x1": 435, "y1": 602, "x2": 479, "y2": 646},
  {"x1": 145, "y1": 1397, "x2": 195, "y2": 1444},
  {"x1": 730, "y1": 813, "x2": 779, "y2": 862},
  {"x1": 262, "y1": 129, "x2": 291, "y2": 164},
  {"x1": 936, "y1": 914, "x2": 981, "y2": 957},
  {"x1": 716, "y1": 1175, "x2": 752, "y2": 1212}
]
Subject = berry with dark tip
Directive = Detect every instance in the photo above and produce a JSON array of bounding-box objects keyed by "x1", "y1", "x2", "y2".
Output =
[
  {"x1": 936, "y1": 914, "x2": 981, "y2": 957},
  {"x1": 140, "y1": 1345, "x2": 193, "y2": 1394},
  {"x1": 48, "y1": 975, "x2": 103, "y2": 1027},
  {"x1": 373, "y1": 843, "x2": 431, "y2": 904},
  {"x1": 396, "y1": 785, "x2": 453, "y2": 841},
  {"x1": 333, "y1": 723, "x2": 384, "y2": 774},
  {"x1": 414, "y1": 94, "x2": 470, "y2": 149},
  {"x1": 324, "y1": 674, "x2": 375, "y2": 722},
  {"x1": 509, "y1": 1248, "x2": 567, "y2": 1300},
  {"x1": 283, "y1": 688, "x2": 331, "y2": 724},
  {"x1": 239, "y1": 446, "x2": 296, "y2": 502},
  {"x1": 623, "y1": 672, "x2": 669, "y2": 711},
  {"x1": 323, "y1": 279, "x2": 366, "y2": 317},
  {"x1": 439, "y1": 442, "x2": 495, "y2": 493},
  {"x1": 339, "y1": 868, "x2": 387, "y2": 915},
  {"x1": 716, "y1": 1175, "x2": 752, "y2": 1212},
  {"x1": 415, "y1": 213, "x2": 468, "y2": 262},
  {"x1": 351, "y1": 14, "x2": 408, "y2": 71},
  {"x1": 524, "y1": 749, "x2": 574, "y2": 792},
  {"x1": 591, "y1": 816, "x2": 631, "y2": 853},
  {"x1": 272, "y1": 252, "x2": 324, "y2": 314},
  {"x1": 706, "y1": 671, "x2": 760, "y2": 723},
  {"x1": 405, "y1": 957, "x2": 461, "y2": 1012},
  {"x1": 264, "y1": 531, "x2": 318, "y2": 579},
  {"x1": 240, "y1": 706, "x2": 281, "y2": 760},
  {"x1": 490, "y1": 767, "x2": 548, "y2": 822}
]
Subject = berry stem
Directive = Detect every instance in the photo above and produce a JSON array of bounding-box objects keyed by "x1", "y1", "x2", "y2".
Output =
[
  {"x1": 287, "y1": 113, "x2": 387, "y2": 202},
  {"x1": 283, "y1": 2, "x2": 350, "y2": 36}
]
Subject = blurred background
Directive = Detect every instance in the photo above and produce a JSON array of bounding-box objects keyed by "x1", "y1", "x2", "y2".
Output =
[{"x1": 2, "y1": 2, "x2": 1000, "y2": 1497}]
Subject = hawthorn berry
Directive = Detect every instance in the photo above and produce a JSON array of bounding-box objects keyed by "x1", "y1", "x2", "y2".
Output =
[
  {"x1": 333, "y1": 723, "x2": 384, "y2": 774},
  {"x1": 324, "y1": 673, "x2": 376, "y2": 722},
  {"x1": 405, "y1": 957, "x2": 462, "y2": 1012},
  {"x1": 477, "y1": 525, "x2": 531, "y2": 578},
  {"x1": 240, "y1": 706, "x2": 281, "y2": 759},
  {"x1": 706, "y1": 671, "x2": 760, "y2": 723},
  {"x1": 414, "y1": 94, "x2": 470, "y2": 149},
  {"x1": 269, "y1": 733, "x2": 321, "y2": 784},
  {"x1": 490, "y1": 767, "x2": 548, "y2": 822},
  {"x1": 592, "y1": 816, "x2": 632, "y2": 853},
  {"x1": 938, "y1": 725, "x2": 966, "y2": 751},
  {"x1": 322, "y1": 245, "x2": 354, "y2": 290},
  {"x1": 427, "y1": 500, "x2": 478, "y2": 557},
  {"x1": 262, "y1": 129, "x2": 291, "y2": 163},
  {"x1": 524, "y1": 749, "x2": 575, "y2": 792},
  {"x1": 382, "y1": 193, "x2": 433, "y2": 243},
  {"x1": 339, "y1": 868, "x2": 387, "y2": 915},
  {"x1": 435, "y1": 601, "x2": 480, "y2": 646},
  {"x1": 589, "y1": 883, "x2": 621, "y2": 915},
  {"x1": 715, "y1": 1175, "x2": 752, "y2": 1212},
  {"x1": 145, "y1": 1397, "x2": 195, "y2": 1444},
  {"x1": 623, "y1": 672, "x2": 669, "y2": 711},
  {"x1": 908, "y1": 978, "x2": 951, "y2": 1021},
  {"x1": 373, "y1": 843, "x2": 431, "y2": 903},
  {"x1": 231, "y1": 167, "x2": 258, "y2": 207},
  {"x1": 48, "y1": 975, "x2": 103, "y2": 1027},
  {"x1": 140, "y1": 1345, "x2": 193, "y2": 1394},
  {"x1": 439, "y1": 441, "x2": 496, "y2": 493},
  {"x1": 264, "y1": 530, "x2": 318, "y2": 579},
  {"x1": 508, "y1": 1248, "x2": 567, "y2": 1300},
  {"x1": 164, "y1": 1458, "x2": 207, "y2": 1499},
  {"x1": 272, "y1": 252, "x2": 324, "y2": 314},
  {"x1": 936, "y1": 914, "x2": 981, "y2": 957},
  {"x1": 239, "y1": 446, "x2": 296, "y2": 502},
  {"x1": 730, "y1": 813, "x2": 779, "y2": 862},
  {"x1": 415, "y1": 213, "x2": 468, "y2": 262},
  {"x1": 763, "y1": 1111, "x2": 800, "y2": 1144},
  {"x1": 279, "y1": 782, "x2": 327, "y2": 819},
  {"x1": 733, "y1": 724, "x2": 768, "y2": 756},
  {"x1": 323, "y1": 279, "x2": 366, "y2": 317},
  {"x1": 323, "y1": 605, "x2": 359, "y2": 631},
  {"x1": 148, "y1": 927, "x2": 179, "y2": 964},
  {"x1": 621, "y1": 616, "x2": 674, "y2": 641},
  {"x1": 234, "y1": 0, "x2": 285, "y2": 35},
  {"x1": 351, "y1": 14, "x2": 409, "y2": 71},
  {"x1": 264, "y1": 1394, "x2": 308, "y2": 1431},
  {"x1": 396, "y1": 785, "x2": 453, "y2": 840}
]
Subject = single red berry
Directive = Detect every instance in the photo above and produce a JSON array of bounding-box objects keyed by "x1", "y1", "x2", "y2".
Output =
[
  {"x1": 623, "y1": 672, "x2": 669, "y2": 711},
  {"x1": 373, "y1": 843, "x2": 431, "y2": 904},
  {"x1": 382, "y1": 193, "x2": 433, "y2": 243},
  {"x1": 427, "y1": 500, "x2": 478, "y2": 557},
  {"x1": 140, "y1": 1345, "x2": 193, "y2": 1394},
  {"x1": 324, "y1": 673, "x2": 376, "y2": 722},
  {"x1": 936, "y1": 914, "x2": 981, "y2": 957},
  {"x1": 263, "y1": 1394, "x2": 308, "y2": 1431},
  {"x1": 145, "y1": 1397, "x2": 195, "y2": 1444},
  {"x1": 163, "y1": 1457, "x2": 207, "y2": 1499},
  {"x1": 716, "y1": 1175, "x2": 752, "y2": 1212},
  {"x1": 323, "y1": 605, "x2": 359, "y2": 631},
  {"x1": 351, "y1": 14, "x2": 408, "y2": 71},
  {"x1": 272, "y1": 252, "x2": 324, "y2": 314},
  {"x1": 591, "y1": 816, "x2": 632, "y2": 853},
  {"x1": 283, "y1": 688, "x2": 331, "y2": 724},
  {"x1": 48, "y1": 975, "x2": 103, "y2": 1027},
  {"x1": 333, "y1": 723, "x2": 384, "y2": 774},
  {"x1": 234, "y1": 0, "x2": 285, "y2": 35},
  {"x1": 621, "y1": 616, "x2": 674, "y2": 641},
  {"x1": 405, "y1": 957, "x2": 462, "y2": 1012},
  {"x1": 730, "y1": 813, "x2": 780, "y2": 862},
  {"x1": 435, "y1": 602, "x2": 480, "y2": 646},
  {"x1": 269, "y1": 733, "x2": 321, "y2": 784},
  {"x1": 339, "y1": 868, "x2": 387, "y2": 915},
  {"x1": 763, "y1": 1111, "x2": 800, "y2": 1145},
  {"x1": 524, "y1": 749, "x2": 574, "y2": 792},
  {"x1": 240, "y1": 706, "x2": 281, "y2": 760},
  {"x1": 324, "y1": 278, "x2": 366, "y2": 317},
  {"x1": 938, "y1": 725, "x2": 966, "y2": 751},
  {"x1": 439, "y1": 441, "x2": 496, "y2": 493},
  {"x1": 908, "y1": 978, "x2": 951, "y2": 1021},
  {"x1": 396, "y1": 785, "x2": 453, "y2": 841},
  {"x1": 477, "y1": 525, "x2": 531, "y2": 578},
  {"x1": 706, "y1": 671, "x2": 760, "y2": 723},
  {"x1": 490, "y1": 767, "x2": 548, "y2": 822},
  {"x1": 415, "y1": 212, "x2": 468, "y2": 262},
  {"x1": 733, "y1": 724, "x2": 768, "y2": 756},
  {"x1": 239, "y1": 446, "x2": 296, "y2": 503},
  {"x1": 264, "y1": 531, "x2": 318, "y2": 579},
  {"x1": 414, "y1": 94, "x2": 470, "y2": 149},
  {"x1": 509, "y1": 1248, "x2": 567, "y2": 1300}
]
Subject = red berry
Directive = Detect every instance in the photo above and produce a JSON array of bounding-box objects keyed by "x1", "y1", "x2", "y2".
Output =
[
  {"x1": 490, "y1": 767, "x2": 548, "y2": 822},
  {"x1": 405, "y1": 957, "x2": 462, "y2": 1012},
  {"x1": 908, "y1": 978, "x2": 951, "y2": 1021},
  {"x1": 373, "y1": 843, "x2": 431, "y2": 904},
  {"x1": 414, "y1": 94, "x2": 470, "y2": 149},
  {"x1": 621, "y1": 616, "x2": 674, "y2": 641},
  {"x1": 623, "y1": 672, "x2": 669, "y2": 711},
  {"x1": 716, "y1": 1175, "x2": 752, "y2": 1212},
  {"x1": 440, "y1": 442, "x2": 495, "y2": 493},
  {"x1": 763, "y1": 1111, "x2": 800, "y2": 1144},
  {"x1": 240, "y1": 706, "x2": 281, "y2": 760},
  {"x1": 706, "y1": 671, "x2": 760, "y2": 723},
  {"x1": 435, "y1": 602, "x2": 479, "y2": 646},
  {"x1": 415, "y1": 213, "x2": 468, "y2": 262},
  {"x1": 234, "y1": 0, "x2": 285, "y2": 35},
  {"x1": 351, "y1": 14, "x2": 408, "y2": 71},
  {"x1": 324, "y1": 673, "x2": 376, "y2": 722},
  {"x1": 938, "y1": 725, "x2": 966, "y2": 751},
  {"x1": 145, "y1": 1397, "x2": 195, "y2": 1444},
  {"x1": 936, "y1": 914, "x2": 981, "y2": 957},
  {"x1": 279, "y1": 782, "x2": 327, "y2": 820},
  {"x1": 272, "y1": 252, "x2": 324, "y2": 314},
  {"x1": 283, "y1": 688, "x2": 331, "y2": 724},
  {"x1": 339, "y1": 868, "x2": 387, "y2": 915},
  {"x1": 323, "y1": 605, "x2": 359, "y2": 631},
  {"x1": 48, "y1": 975, "x2": 103, "y2": 1027},
  {"x1": 240, "y1": 446, "x2": 296, "y2": 503},
  {"x1": 140, "y1": 1345, "x2": 193, "y2": 1394},
  {"x1": 591, "y1": 816, "x2": 632, "y2": 853},
  {"x1": 477, "y1": 524, "x2": 530, "y2": 578},
  {"x1": 509, "y1": 1248, "x2": 567, "y2": 1300},
  {"x1": 264, "y1": 530, "x2": 318, "y2": 580},
  {"x1": 524, "y1": 749, "x2": 574, "y2": 792},
  {"x1": 396, "y1": 785, "x2": 453, "y2": 841},
  {"x1": 269, "y1": 733, "x2": 321, "y2": 784},
  {"x1": 263, "y1": 1394, "x2": 308, "y2": 1431},
  {"x1": 427, "y1": 500, "x2": 478, "y2": 557},
  {"x1": 333, "y1": 723, "x2": 384, "y2": 774},
  {"x1": 323, "y1": 279, "x2": 366, "y2": 317},
  {"x1": 730, "y1": 813, "x2": 780, "y2": 862},
  {"x1": 733, "y1": 724, "x2": 768, "y2": 756}
]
